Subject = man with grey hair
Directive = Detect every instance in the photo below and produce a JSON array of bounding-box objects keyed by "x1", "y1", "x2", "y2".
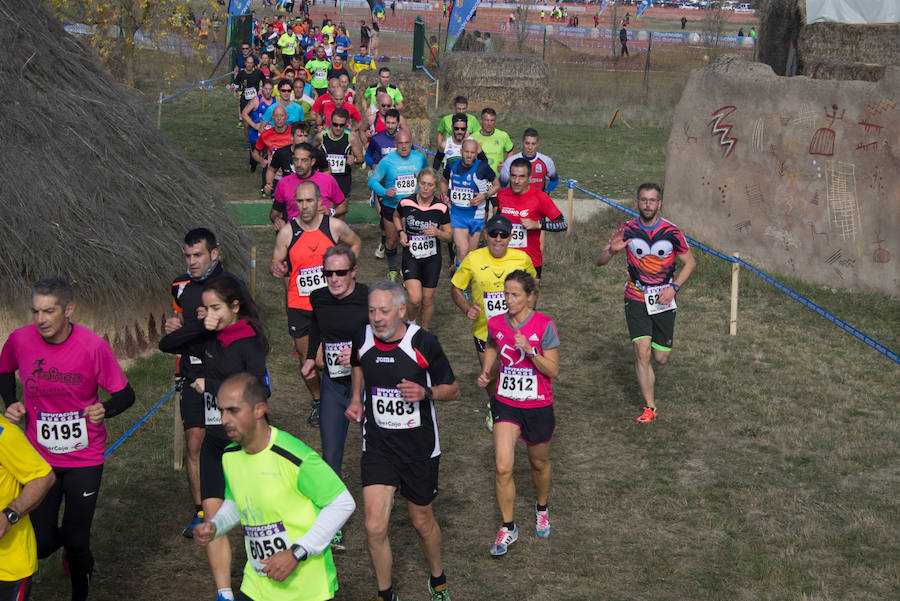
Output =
[
  {"x1": 345, "y1": 280, "x2": 458, "y2": 601},
  {"x1": 1, "y1": 276, "x2": 135, "y2": 601}
]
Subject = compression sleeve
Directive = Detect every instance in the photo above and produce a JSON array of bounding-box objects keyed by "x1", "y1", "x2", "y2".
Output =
[
  {"x1": 541, "y1": 215, "x2": 568, "y2": 232},
  {"x1": 0, "y1": 372, "x2": 16, "y2": 408},
  {"x1": 544, "y1": 173, "x2": 559, "y2": 194},
  {"x1": 103, "y1": 384, "x2": 136, "y2": 419},
  {"x1": 293, "y1": 489, "x2": 355, "y2": 556},
  {"x1": 210, "y1": 499, "x2": 241, "y2": 538}
]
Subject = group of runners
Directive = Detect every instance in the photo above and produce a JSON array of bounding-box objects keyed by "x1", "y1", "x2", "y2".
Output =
[{"x1": 0, "y1": 10, "x2": 698, "y2": 601}]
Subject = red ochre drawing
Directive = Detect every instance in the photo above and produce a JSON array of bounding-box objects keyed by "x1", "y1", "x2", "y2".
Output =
[
  {"x1": 809, "y1": 104, "x2": 845, "y2": 157},
  {"x1": 708, "y1": 106, "x2": 738, "y2": 158},
  {"x1": 683, "y1": 122, "x2": 698, "y2": 144}
]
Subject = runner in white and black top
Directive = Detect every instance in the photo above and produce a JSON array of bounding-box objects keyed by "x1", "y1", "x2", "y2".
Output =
[{"x1": 345, "y1": 280, "x2": 458, "y2": 601}]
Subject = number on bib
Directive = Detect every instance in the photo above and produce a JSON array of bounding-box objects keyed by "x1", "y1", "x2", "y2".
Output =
[
  {"x1": 204, "y1": 392, "x2": 221, "y2": 426},
  {"x1": 509, "y1": 224, "x2": 527, "y2": 248},
  {"x1": 483, "y1": 291, "x2": 508, "y2": 320},
  {"x1": 643, "y1": 284, "x2": 677, "y2": 315},
  {"x1": 324, "y1": 341, "x2": 352, "y2": 378},
  {"x1": 371, "y1": 387, "x2": 420, "y2": 429},
  {"x1": 243, "y1": 523, "x2": 292, "y2": 576},
  {"x1": 36, "y1": 411, "x2": 88, "y2": 454},
  {"x1": 243, "y1": 87, "x2": 257, "y2": 100},
  {"x1": 498, "y1": 366, "x2": 538, "y2": 402},
  {"x1": 449, "y1": 187, "x2": 474, "y2": 207},
  {"x1": 327, "y1": 153, "x2": 347, "y2": 174},
  {"x1": 314, "y1": 69, "x2": 327, "y2": 81},
  {"x1": 295, "y1": 266, "x2": 327, "y2": 297},
  {"x1": 394, "y1": 174, "x2": 416, "y2": 196},
  {"x1": 408, "y1": 234, "x2": 437, "y2": 259}
]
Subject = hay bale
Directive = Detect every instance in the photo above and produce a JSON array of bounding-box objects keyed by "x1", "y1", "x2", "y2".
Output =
[
  {"x1": 758, "y1": 0, "x2": 899, "y2": 81},
  {"x1": 0, "y1": 0, "x2": 248, "y2": 355},
  {"x1": 439, "y1": 52, "x2": 552, "y2": 114},
  {"x1": 354, "y1": 68, "x2": 433, "y2": 121}
]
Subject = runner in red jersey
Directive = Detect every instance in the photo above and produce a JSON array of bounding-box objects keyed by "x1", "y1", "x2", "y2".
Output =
[
  {"x1": 1, "y1": 277, "x2": 134, "y2": 601},
  {"x1": 594, "y1": 182, "x2": 696, "y2": 423},
  {"x1": 271, "y1": 180, "x2": 360, "y2": 428},
  {"x1": 477, "y1": 270, "x2": 559, "y2": 557},
  {"x1": 496, "y1": 158, "x2": 568, "y2": 280}
]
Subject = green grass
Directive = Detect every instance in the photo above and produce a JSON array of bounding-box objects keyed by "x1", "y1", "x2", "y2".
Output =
[{"x1": 30, "y1": 31, "x2": 900, "y2": 601}]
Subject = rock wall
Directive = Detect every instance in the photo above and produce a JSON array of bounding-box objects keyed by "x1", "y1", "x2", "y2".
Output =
[{"x1": 664, "y1": 56, "x2": 900, "y2": 297}]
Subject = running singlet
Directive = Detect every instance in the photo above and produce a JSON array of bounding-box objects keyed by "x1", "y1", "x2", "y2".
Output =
[
  {"x1": 305, "y1": 59, "x2": 331, "y2": 90},
  {"x1": 470, "y1": 128, "x2": 513, "y2": 173},
  {"x1": 351, "y1": 324, "x2": 455, "y2": 462},
  {"x1": 449, "y1": 247, "x2": 536, "y2": 342},
  {"x1": 0, "y1": 413, "x2": 52, "y2": 582},
  {"x1": 367, "y1": 150, "x2": 428, "y2": 208},
  {"x1": 395, "y1": 197, "x2": 450, "y2": 261},
  {"x1": 444, "y1": 159, "x2": 495, "y2": 214},
  {"x1": 487, "y1": 311, "x2": 559, "y2": 409},
  {"x1": 441, "y1": 136, "x2": 469, "y2": 168},
  {"x1": 255, "y1": 127, "x2": 293, "y2": 163},
  {"x1": 496, "y1": 187, "x2": 563, "y2": 268},
  {"x1": 321, "y1": 130, "x2": 352, "y2": 177},
  {"x1": 223, "y1": 427, "x2": 346, "y2": 601},
  {"x1": 616, "y1": 217, "x2": 690, "y2": 302},
  {"x1": 286, "y1": 216, "x2": 337, "y2": 311},
  {"x1": 370, "y1": 111, "x2": 387, "y2": 136},
  {"x1": 0, "y1": 325, "x2": 128, "y2": 468},
  {"x1": 364, "y1": 131, "x2": 397, "y2": 167}
]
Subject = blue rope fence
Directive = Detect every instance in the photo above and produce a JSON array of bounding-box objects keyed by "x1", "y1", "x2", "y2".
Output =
[
  {"x1": 566, "y1": 180, "x2": 899, "y2": 365},
  {"x1": 105, "y1": 385, "x2": 177, "y2": 457}
]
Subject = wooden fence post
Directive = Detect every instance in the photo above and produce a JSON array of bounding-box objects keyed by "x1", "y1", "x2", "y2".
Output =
[
  {"x1": 567, "y1": 179, "x2": 577, "y2": 233},
  {"x1": 173, "y1": 387, "x2": 183, "y2": 470},
  {"x1": 157, "y1": 92, "x2": 163, "y2": 128},
  {"x1": 730, "y1": 252, "x2": 740, "y2": 336}
]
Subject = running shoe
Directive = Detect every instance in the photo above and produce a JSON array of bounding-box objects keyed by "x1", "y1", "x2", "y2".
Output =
[
  {"x1": 181, "y1": 510, "x2": 204, "y2": 538},
  {"x1": 215, "y1": 595, "x2": 234, "y2": 601},
  {"x1": 489, "y1": 525, "x2": 518, "y2": 557},
  {"x1": 374, "y1": 242, "x2": 386, "y2": 259},
  {"x1": 375, "y1": 593, "x2": 399, "y2": 601},
  {"x1": 388, "y1": 270, "x2": 400, "y2": 283},
  {"x1": 236, "y1": 120, "x2": 243, "y2": 128},
  {"x1": 331, "y1": 529, "x2": 345, "y2": 551},
  {"x1": 636, "y1": 406, "x2": 657, "y2": 423},
  {"x1": 485, "y1": 402, "x2": 493, "y2": 433},
  {"x1": 428, "y1": 579, "x2": 450, "y2": 601},
  {"x1": 535, "y1": 504, "x2": 551, "y2": 538},
  {"x1": 307, "y1": 400, "x2": 320, "y2": 427}
]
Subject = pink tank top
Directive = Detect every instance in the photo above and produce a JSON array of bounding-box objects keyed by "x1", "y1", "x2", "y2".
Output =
[{"x1": 487, "y1": 311, "x2": 557, "y2": 408}]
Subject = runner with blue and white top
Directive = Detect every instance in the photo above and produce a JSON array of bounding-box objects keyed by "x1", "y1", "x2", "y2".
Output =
[
  {"x1": 441, "y1": 139, "x2": 499, "y2": 267},
  {"x1": 367, "y1": 130, "x2": 428, "y2": 282}
]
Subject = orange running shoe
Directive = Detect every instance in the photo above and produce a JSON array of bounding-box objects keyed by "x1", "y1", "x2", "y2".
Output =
[{"x1": 636, "y1": 406, "x2": 657, "y2": 423}]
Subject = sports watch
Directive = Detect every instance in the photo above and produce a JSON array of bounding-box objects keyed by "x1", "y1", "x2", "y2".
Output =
[
  {"x1": 291, "y1": 543, "x2": 308, "y2": 562},
  {"x1": 2, "y1": 507, "x2": 20, "y2": 525}
]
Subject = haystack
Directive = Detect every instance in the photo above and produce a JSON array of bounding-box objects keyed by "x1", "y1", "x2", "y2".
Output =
[
  {"x1": 758, "y1": 0, "x2": 899, "y2": 81},
  {"x1": 0, "y1": 0, "x2": 248, "y2": 356},
  {"x1": 354, "y1": 68, "x2": 434, "y2": 148},
  {"x1": 439, "y1": 53, "x2": 552, "y2": 115}
]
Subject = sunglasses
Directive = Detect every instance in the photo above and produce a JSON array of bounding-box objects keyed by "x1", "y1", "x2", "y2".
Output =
[
  {"x1": 323, "y1": 269, "x2": 351, "y2": 277},
  {"x1": 488, "y1": 230, "x2": 510, "y2": 239},
  {"x1": 280, "y1": 88, "x2": 292, "y2": 93},
  {"x1": 452, "y1": 126, "x2": 467, "y2": 131},
  {"x1": 331, "y1": 121, "x2": 347, "y2": 128}
]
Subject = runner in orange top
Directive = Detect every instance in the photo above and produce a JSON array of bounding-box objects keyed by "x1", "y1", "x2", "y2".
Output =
[{"x1": 270, "y1": 180, "x2": 360, "y2": 428}]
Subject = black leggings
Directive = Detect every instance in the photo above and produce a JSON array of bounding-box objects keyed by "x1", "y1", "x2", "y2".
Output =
[{"x1": 31, "y1": 464, "x2": 104, "y2": 601}]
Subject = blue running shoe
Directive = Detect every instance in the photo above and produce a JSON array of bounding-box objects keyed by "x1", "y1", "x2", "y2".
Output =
[
  {"x1": 182, "y1": 510, "x2": 204, "y2": 538},
  {"x1": 489, "y1": 525, "x2": 517, "y2": 557}
]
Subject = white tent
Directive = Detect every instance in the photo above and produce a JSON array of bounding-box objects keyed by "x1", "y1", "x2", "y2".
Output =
[{"x1": 806, "y1": 0, "x2": 900, "y2": 24}]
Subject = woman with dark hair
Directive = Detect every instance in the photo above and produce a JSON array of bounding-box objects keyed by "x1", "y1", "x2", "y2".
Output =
[
  {"x1": 477, "y1": 269, "x2": 560, "y2": 558},
  {"x1": 159, "y1": 276, "x2": 269, "y2": 601}
]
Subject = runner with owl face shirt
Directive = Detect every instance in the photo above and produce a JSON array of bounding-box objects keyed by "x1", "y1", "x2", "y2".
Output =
[{"x1": 594, "y1": 183, "x2": 696, "y2": 424}]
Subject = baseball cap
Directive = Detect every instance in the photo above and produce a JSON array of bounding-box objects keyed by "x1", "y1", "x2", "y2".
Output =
[{"x1": 485, "y1": 214, "x2": 513, "y2": 235}]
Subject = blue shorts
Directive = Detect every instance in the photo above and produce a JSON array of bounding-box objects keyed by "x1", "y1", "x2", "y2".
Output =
[{"x1": 450, "y1": 204, "x2": 486, "y2": 234}]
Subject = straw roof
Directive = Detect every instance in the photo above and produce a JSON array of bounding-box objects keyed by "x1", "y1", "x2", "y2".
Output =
[{"x1": 0, "y1": 0, "x2": 248, "y2": 346}]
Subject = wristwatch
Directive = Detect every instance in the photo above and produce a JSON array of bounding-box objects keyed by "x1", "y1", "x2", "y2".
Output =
[
  {"x1": 423, "y1": 387, "x2": 434, "y2": 402},
  {"x1": 291, "y1": 543, "x2": 308, "y2": 562},
  {"x1": 670, "y1": 283, "x2": 680, "y2": 292},
  {"x1": 2, "y1": 507, "x2": 20, "y2": 525}
]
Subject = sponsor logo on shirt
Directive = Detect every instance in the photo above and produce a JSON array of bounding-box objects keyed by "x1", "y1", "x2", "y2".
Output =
[{"x1": 375, "y1": 356, "x2": 394, "y2": 363}]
